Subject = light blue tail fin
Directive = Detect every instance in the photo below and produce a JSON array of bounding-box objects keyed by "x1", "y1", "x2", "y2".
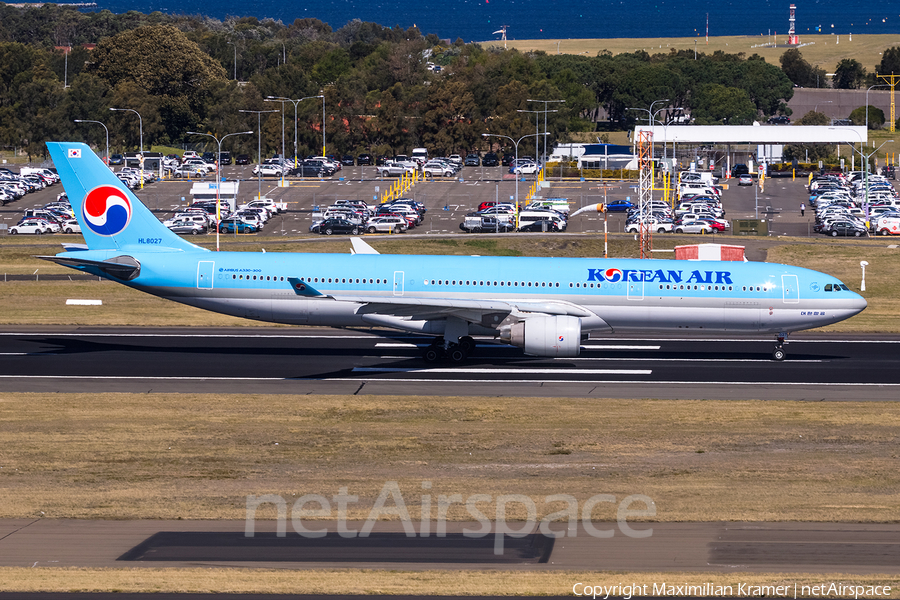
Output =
[{"x1": 47, "y1": 142, "x2": 202, "y2": 252}]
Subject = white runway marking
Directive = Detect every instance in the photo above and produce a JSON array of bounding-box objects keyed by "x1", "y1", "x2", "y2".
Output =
[
  {"x1": 353, "y1": 367, "x2": 652, "y2": 375},
  {"x1": 583, "y1": 345, "x2": 661, "y2": 350}
]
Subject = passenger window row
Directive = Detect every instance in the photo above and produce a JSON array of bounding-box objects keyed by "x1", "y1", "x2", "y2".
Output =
[{"x1": 425, "y1": 279, "x2": 561, "y2": 288}]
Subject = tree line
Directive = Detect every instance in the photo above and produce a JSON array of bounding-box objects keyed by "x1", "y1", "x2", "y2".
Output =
[{"x1": 0, "y1": 4, "x2": 890, "y2": 161}]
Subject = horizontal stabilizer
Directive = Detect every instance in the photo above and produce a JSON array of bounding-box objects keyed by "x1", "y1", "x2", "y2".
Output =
[{"x1": 37, "y1": 254, "x2": 141, "y2": 280}]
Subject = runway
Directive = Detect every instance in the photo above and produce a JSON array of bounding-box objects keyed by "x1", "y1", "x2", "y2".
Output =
[
  {"x1": 0, "y1": 327, "x2": 899, "y2": 399},
  {"x1": 2, "y1": 519, "x2": 899, "y2": 574}
]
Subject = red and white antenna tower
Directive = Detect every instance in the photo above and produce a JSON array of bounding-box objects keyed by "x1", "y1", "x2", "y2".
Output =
[{"x1": 788, "y1": 4, "x2": 800, "y2": 45}]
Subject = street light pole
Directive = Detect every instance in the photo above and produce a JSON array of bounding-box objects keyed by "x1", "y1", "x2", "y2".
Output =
[
  {"x1": 266, "y1": 96, "x2": 302, "y2": 168},
  {"x1": 186, "y1": 130, "x2": 254, "y2": 251},
  {"x1": 482, "y1": 131, "x2": 549, "y2": 222},
  {"x1": 866, "y1": 83, "x2": 890, "y2": 134},
  {"x1": 265, "y1": 98, "x2": 286, "y2": 185},
  {"x1": 529, "y1": 99, "x2": 565, "y2": 167},
  {"x1": 239, "y1": 109, "x2": 278, "y2": 201},
  {"x1": 300, "y1": 94, "x2": 326, "y2": 156},
  {"x1": 109, "y1": 107, "x2": 144, "y2": 188},
  {"x1": 74, "y1": 119, "x2": 109, "y2": 166}
]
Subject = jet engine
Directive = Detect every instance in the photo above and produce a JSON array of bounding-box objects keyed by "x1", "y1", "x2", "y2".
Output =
[{"x1": 501, "y1": 315, "x2": 583, "y2": 357}]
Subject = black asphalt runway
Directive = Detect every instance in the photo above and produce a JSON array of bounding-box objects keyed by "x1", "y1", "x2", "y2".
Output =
[{"x1": 0, "y1": 327, "x2": 898, "y2": 399}]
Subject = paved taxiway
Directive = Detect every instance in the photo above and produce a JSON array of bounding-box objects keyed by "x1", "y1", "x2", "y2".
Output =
[
  {"x1": 1, "y1": 519, "x2": 899, "y2": 573},
  {"x1": 1, "y1": 327, "x2": 898, "y2": 399}
]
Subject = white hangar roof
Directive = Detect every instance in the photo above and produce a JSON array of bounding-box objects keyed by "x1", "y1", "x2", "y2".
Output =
[{"x1": 634, "y1": 125, "x2": 868, "y2": 145}]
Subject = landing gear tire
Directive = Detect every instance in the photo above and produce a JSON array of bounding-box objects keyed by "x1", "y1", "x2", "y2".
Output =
[
  {"x1": 457, "y1": 336, "x2": 476, "y2": 355},
  {"x1": 423, "y1": 347, "x2": 442, "y2": 363},
  {"x1": 447, "y1": 346, "x2": 466, "y2": 363},
  {"x1": 773, "y1": 347, "x2": 786, "y2": 361}
]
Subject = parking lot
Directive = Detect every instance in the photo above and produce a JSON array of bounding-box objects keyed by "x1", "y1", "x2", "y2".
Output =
[{"x1": 2, "y1": 161, "x2": 885, "y2": 241}]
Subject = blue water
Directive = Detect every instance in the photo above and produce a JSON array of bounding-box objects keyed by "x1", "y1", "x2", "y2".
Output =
[{"x1": 95, "y1": 0, "x2": 899, "y2": 42}]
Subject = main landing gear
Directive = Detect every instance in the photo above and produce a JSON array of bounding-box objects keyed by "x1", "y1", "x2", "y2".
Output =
[
  {"x1": 423, "y1": 336, "x2": 476, "y2": 363},
  {"x1": 772, "y1": 332, "x2": 788, "y2": 361}
]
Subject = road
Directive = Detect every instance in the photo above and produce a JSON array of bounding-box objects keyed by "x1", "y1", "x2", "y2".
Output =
[{"x1": 1, "y1": 327, "x2": 898, "y2": 399}]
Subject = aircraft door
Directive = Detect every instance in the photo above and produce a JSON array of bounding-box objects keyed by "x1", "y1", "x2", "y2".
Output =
[
  {"x1": 626, "y1": 271, "x2": 644, "y2": 300},
  {"x1": 393, "y1": 271, "x2": 404, "y2": 296},
  {"x1": 781, "y1": 274, "x2": 799, "y2": 304},
  {"x1": 197, "y1": 261, "x2": 214, "y2": 289}
]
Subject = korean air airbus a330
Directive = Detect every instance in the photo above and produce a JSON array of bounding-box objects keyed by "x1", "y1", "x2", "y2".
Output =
[{"x1": 43, "y1": 141, "x2": 866, "y2": 362}]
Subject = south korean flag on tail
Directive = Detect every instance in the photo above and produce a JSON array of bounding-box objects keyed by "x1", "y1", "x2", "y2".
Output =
[{"x1": 67, "y1": 148, "x2": 82, "y2": 158}]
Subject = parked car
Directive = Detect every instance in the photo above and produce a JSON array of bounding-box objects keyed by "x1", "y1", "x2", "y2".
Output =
[
  {"x1": 738, "y1": 174, "x2": 753, "y2": 186},
  {"x1": 340, "y1": 154, "x2": 356, "y2": 166},
  {"x1": 510, "y1": 160, "x2": 539, "y2": 175},
  {"x1": 674, "y1": 220, "x2": 716, "y2": 234},
  {"x1": 464, "y1": 154, "x2": 480, "y2": 167},
  {"x1": 61, "y1": 219, "x2": 81, "y2": 234},
  {"x1": 482, "y1": 152, "x2": 499, "y2": 167},
  {"x1": 218, "y1": 218, "x2": 257, "y2": 234},
  {"x1": 823, "y1": 222, "x2": 868, "y2": 237},
  {"x1": 423, "y1": 161, "x2": 456, "y2": 177},
  {"x1": 235, "y1": 154, "x2": 251, "y2": 165},
  {"x1": 357, "y1": 153, "x2": 373, "y2": 166},
  {"x1": 219, "y1": 151, "x2": 232, "y2": 165},
  {"x1": 605, "y1": 200, "x2": 635, "y2": 212},
  {"x1": 312, "y1": 218, "x2": 361, "y2": 235},
  {"x1": 501, "y1": 153, "x2": 515, "y2": 166},
  {"x1": 167, "y1": 220, "x2": 207, "y2": 235},
  {"x1": 767, "y1": 115, "x2": 791, "y2": 125},
  {"x1": 108, "y1": 154, "x2": 124, "y2": 165},
  {"x1": 517, "y1": 219, "x2": 563, "y2": 232},
  {"x1": 252, "y1": 164, "x2": 284, "y2": 177},
  {"x1": 10, "y1": 217, "x2": 53, "y2": 234},
  {"x1": 366, "y1": 216, "x2": 407, "y2": 234}
]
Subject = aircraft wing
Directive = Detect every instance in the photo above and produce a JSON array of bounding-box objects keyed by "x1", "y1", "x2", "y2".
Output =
[{"x1": 330, "y1": 294, "x2": 595, "y2": 323}]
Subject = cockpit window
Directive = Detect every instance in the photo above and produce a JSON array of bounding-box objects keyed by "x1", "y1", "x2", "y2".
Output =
[
  {"x1": 839, "y1": 284, "x2": 850, "y2": 291},
  {"x1": 824, "y1": 284, "x2": 833, "y2": 291}
]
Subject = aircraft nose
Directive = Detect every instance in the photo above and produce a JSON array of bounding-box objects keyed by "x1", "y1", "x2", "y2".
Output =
[{"x1": 850, "y1": 292, "x2": 868, "y2": 315}]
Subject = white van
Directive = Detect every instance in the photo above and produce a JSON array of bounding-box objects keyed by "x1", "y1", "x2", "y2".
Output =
[
  {"x1": 411, "y1": 148, "x2": 429, "y2": 164},
  {"x1": 875, "y1": 216, "x2": 900, "y2": 235},
  {"x1": 517, "y1": 210, "x2": 567, "y2": 231},
  {"x1": 526, "y1": 198, "x2": 570, "y2": 215}
]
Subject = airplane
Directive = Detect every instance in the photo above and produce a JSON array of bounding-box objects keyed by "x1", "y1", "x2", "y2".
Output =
[{"x1": 41, "y1": 141, "x2": 866, "y2": 362}]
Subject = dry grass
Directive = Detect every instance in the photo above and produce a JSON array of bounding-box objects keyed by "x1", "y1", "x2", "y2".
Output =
[
  {"x1": 1, "y1": 394, "x2": 898, "y2": 522},
  {"x1": 503, "y1": 33, "x2": 899, "y2": 72},
  {"x1": 0, "y1": 567, "x2": 898, "y2": 596}
]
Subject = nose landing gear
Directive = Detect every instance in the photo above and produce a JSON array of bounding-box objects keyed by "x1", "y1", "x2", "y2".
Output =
[{"x1": 772, "y1": 332, "x2": 788, "y2": 361}]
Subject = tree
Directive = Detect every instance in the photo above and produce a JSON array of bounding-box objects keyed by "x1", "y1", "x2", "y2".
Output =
[
  {"x1": 690, "y1": 83, "x2": 757, "y2": 125},
  {"x1": 795, "y1": 110, "x2": 829, "y2": 125},
  {"x1": 849, "y1": 105, "x2": 885, "y2": 129},
  {"x1": 877, "y1": 47, "x2": 900, "y2": 77},
  {"x1": 779, "y1": 49, "x2": 826, "y2": 87},
  {"x1": 833, "y1": 59, "x2": 866, "y2": 89},
  {"x1": 88, "y1": 25, "x2": 228, "y2": 145}
]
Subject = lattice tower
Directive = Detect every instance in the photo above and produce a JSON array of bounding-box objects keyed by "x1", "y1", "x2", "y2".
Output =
[
  {"x1": 877, "y1": 73, "x2": 900, "y2": 133},
  {"x1": 637, "y1": 130, "x2": 653, "y2": 259}
]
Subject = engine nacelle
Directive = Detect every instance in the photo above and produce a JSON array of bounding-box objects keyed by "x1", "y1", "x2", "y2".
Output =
[{"x1": 502, "y1": 315, "x2": 583, "y2": 357}]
